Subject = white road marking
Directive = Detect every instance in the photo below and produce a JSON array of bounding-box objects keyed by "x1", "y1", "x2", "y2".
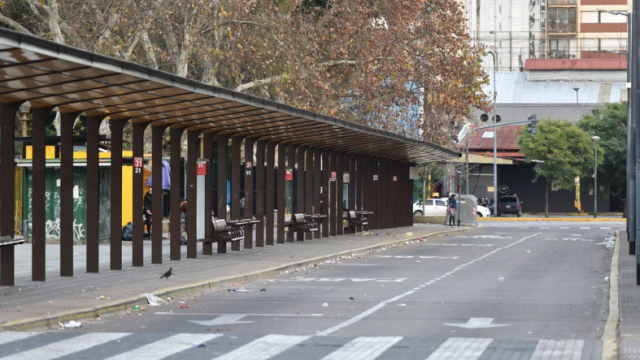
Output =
[
  {"x1": 0, "y1": 332, "x2": 40, "y2": 346},
  {"x1": 212, "y1": 334, "x2": 309, "y2": 360},
  {"x1": 443, "y1": 318, "x2": 510, "y2": 329},
  {"x1": 580, "y1": 227, "x2": 591, "y2": 230},
  {"x1": 154, "y1": 312, "x2": 323, "y2": 317},
  {"x1": 320, "y1": 336, "x2": 402, "y2": 360},
  {"x1": 105, "y1": 333, "x2": 221, "y2": 360},
  {"x1": 426, "y1": 338, "x2": 492, "y2": 360},
  {"x1": 539, "y1": 227, "x2": 550, "y2": 229},
  {"x1": 279, "y1": 277, "x2": 407, "y2": 283},
  {"x1": 601, "y1": 227, "x2": 611, "y2": 230},
  {"x1": 189, "y1": 315, "x2": 254, "y2": 326},
  {"x1": 530, "y1": 339, "x2": 584, "y2": 360},
  {"x1": 374, "y1": 255, "x2": 459, "y2": 260},
  {"x1": 425, "y1": 244, "x2": 493, "y2": 247},
  {"x1": 0, "y1": 332, "x2": 130, "y2": 360},
  {"x1": 317, "y1": 233, "x2": 539, "y2": 336}
]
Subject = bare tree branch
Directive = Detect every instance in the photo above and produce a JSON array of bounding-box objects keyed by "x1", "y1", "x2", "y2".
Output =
[
  {"x1": 0, "y1": 12, "x2": 34, "y2": 35},
  {"x1": 234, "y1": 74, "x2": 289, "y2": 92}
]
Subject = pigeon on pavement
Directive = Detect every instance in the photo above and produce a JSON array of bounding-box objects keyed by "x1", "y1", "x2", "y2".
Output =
[{"x1": 160, "y1": 268, "x2": 173, "y2": 280}]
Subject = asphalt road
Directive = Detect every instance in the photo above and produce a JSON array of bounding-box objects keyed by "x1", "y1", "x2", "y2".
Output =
[{"x1": 0, "y1": 221, "x2": 622, "y2": 359}]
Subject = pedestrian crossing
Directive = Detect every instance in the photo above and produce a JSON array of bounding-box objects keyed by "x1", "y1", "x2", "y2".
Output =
[
  {"x1": 0, "y1": 332, "x2": 601, "y2": 360},
  {"x1": 480, "y1": 224, "x2": 622, "y2": 230}
]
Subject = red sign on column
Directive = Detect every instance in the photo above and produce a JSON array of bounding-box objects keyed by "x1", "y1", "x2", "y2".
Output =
[
  {"x1": 331, "y1": 171, "x2": 337, "y2": 179},
  {"x1": 134, "y1": 157, "x2": 143, "y2": 174},
  {"x1": 197, "y1": 162, "x2": 207, "y2": 175},
  {"x1": 393, "y1": 176, "x2": 398, "y2": 182},
  {"x1": 285, "y1": 169, "x2": 293, "y2": 181}
]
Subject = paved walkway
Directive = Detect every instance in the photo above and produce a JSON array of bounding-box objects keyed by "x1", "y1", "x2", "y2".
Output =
[
  {"x1": 0, "y1": 223, "x2": 462, "y2": 328},
  {"x1": 618, "y1": 233, "x2": 640, "y2": 359}
]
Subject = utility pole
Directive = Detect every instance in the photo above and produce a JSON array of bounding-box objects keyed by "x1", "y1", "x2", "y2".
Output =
[{"x1": 632, "y1": 0, "x2": 640, "y2": 284}]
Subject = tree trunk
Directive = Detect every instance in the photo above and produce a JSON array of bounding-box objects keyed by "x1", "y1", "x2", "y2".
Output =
[{"x1": 545, "y1": 180, "x2": 550, "y2": 218}]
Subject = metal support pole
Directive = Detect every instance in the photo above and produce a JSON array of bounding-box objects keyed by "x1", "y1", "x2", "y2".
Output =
[
  {"x1": 628, "y1": 12, "x2": 636, "y2": 253},
  {"x1": 256, "y1": 141, "x2": 266, "y2": 247},
  {"x1": 277, "y1": 144, "x2": 286, "y2": 243},
  {"x1": 313, "y1": 149, "x2": 322, "y2": 239},
  {"x1": 266, "y1": 142, "x2": 276, "y2": 245},
  {"x1": 187, "y1": 130, "x2": 200, "y2": 258},
  {"x1": 132, "y1": 123, "x2": 148, "y2": 267},
  {"x1": 0, "y1": 102, "x2": 20, "y2": 286},
  {"x1": 594, "y1": 142, "x2": 598, "y2": 218},
  {"x1": 330, "y1": 152, "x2": 337, "y2": 236},
  {"x1": 203, "y1": 133, "x2": 214, "y2": 255},
  {"x1": 491, "y1": 52, "x2": 498, "y2": 218},
  {"x1": 632, "y1": 0, "x2": 640, "y2": 283},
  {"x1": 151, "y1": 125, "x2": 167, "y2": 264},
  {"x1": 337, "y1": 152, "x2": 345, "y2": 235},
  {"x1": 231, "y1": 137, "x2": 242, "y2": 251},
  {"x1": 60, "y1": 112, "x2": 80, "y2": 277},
  {"x1": 244, "y1": 138, "x2": 255, "y2": 249},
  {"x1": 170, "y1": 128, "x2": 185, "y2": 260},
  {"x1": 31, "y1": 107, "x2": 53, "y2": 281},
  {"x1": 296, "y1": 146, "x2": 306, "y2": 241},
  {"x1": 466, "y1": 133, "x2": 470, "y2": 195},
  {"x1": 110, "y1": 120, "x2": 126, "y2": 270},
  {"x1": 86, "y1": 116, "x2": 105, "y2": 273},
  {"x1": 217, "y1": 134, "x2": 229, "y2": 253},
  {"x1": 305, "y1": 147, "x2": 314, "y2": 239},
  {"x1": 322, "y1": 150, "x2": 330, "y2": 237}
]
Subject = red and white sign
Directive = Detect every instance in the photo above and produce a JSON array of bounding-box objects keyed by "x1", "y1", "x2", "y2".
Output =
[
  {"x1": 134, "y1": 157, "x2": 143, "y2": 168},
  {"x1": 285, "y1": 169, "x2": 293, "y2": 181},
  {"x1": 246, "y1": 162, "x2": 252, "y2": 169},
  {"x1": 331, "y1": 171, "x2": 337, "y2": 179},
  {"x1": 393, "y1": 176, "x2": 397, "y2": 182},
  {"x1": 197, "y1": 162, "x2": 207, "y2": 175}
]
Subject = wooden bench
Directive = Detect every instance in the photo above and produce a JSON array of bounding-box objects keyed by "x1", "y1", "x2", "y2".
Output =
[
  {"x1": 0, "y1": 235, "x2": 24, "y2": 247},
  {"x1": 347, "y1": 210, "x2": 371, "y2": 232},
  {"x1": 212, "y1": 218, "x2": 247, "y2": 253},
  {"x1": 288, "y1": 213, "x2": 320, "y2": 236}
]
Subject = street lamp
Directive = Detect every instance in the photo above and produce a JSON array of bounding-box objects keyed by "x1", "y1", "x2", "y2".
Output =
[
  {"x1": 592, "y1": 135, "x2": 600, "y2": 218},
  {"x1": 487, "y1": 50, "x2": 498, "y2": 217},
  {"x1": 573, "y1": 87, "x2": 580, "y2": 122}
]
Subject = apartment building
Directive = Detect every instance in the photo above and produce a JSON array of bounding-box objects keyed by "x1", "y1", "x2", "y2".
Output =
[{"x1": 464, "y1": 0, "x2": 630, "y2": 71}]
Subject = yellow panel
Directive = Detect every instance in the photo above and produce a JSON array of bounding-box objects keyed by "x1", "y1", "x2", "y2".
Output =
[
  {"x1": 73, "y1": 151, "x2": 86, "y2": 159},
  {"x1": 25, "y1": 145, "x2": 56, "y2": 159},
  {"x1": 122, "y1": 165, "x2": 134, "y2": 226}
]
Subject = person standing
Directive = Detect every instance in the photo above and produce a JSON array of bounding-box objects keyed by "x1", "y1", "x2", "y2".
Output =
[
  {"x1": 447, "y1": 194, "x2": 457, "y2": 227},
  {"x1": 180, "y1": 199, "x2": 188, "y2": 232},
  {"x1": 144, "y1": 187, "x2": 153, "y2": 239}
]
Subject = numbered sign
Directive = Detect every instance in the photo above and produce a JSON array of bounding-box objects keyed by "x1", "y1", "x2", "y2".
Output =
[
  {"x1": 285, "y1": 169, "x2": 293, "y2": 181},
  {"x1": 245, "y1": 162, "x2": 252, "y2": 176},
  {"x1": 197, "y1": 162, "x2": 207, "y2": 175},
  {"x1": 330, "y1": 171, "x2": 337, "y2": 182},
  {"x1": 393, "y1": 176, "x2": 397, "y2": 182},
  {"x1": 134, "y1": 157, "x2": 143, "y2": 174},
  {"x1": 373, "y1": 174, "x2": 379, "y2": 181}
]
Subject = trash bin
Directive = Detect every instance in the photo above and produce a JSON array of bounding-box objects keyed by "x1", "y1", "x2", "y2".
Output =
[{"x1": 454, "y1": 194, "x2": 478, "y2": 226}]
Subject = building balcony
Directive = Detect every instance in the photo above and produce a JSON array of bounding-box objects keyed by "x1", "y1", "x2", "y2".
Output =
[{"x1": 548, "y1": 21, "x2": 577, "y2": 33}]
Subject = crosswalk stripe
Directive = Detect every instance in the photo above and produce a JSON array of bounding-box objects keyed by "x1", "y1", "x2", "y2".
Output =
[
  {"x1": 212, "y1": 334, "x2": 309, "y2": 360},
  {"x1": 105, "y1": 333, "x2": 222, "y2": 360},
  {"x1": 530, "y1": 339, "x2": 584, "y2": 360},
  {"x1": 0, "y1": 332, "x2": 40, "y2": 347},
  {"x1": 426, "y1": 337, "x2": 492, "y2": 360},
  {"x1": 0, "y1": 332, "x2": 130, "y2": 360},
  {"x1": 320, "y1": 336, "x2": 402, "y2": 360}
]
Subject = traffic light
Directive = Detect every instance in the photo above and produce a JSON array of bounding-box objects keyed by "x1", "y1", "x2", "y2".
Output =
[{"x1": 527, "y1": 114, "x2": 538, "y2": 135}]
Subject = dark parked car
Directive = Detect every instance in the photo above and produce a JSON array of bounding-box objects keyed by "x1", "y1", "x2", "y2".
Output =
[{"x1": 497, "y1": 195, "x2": 522, "y2": 217}]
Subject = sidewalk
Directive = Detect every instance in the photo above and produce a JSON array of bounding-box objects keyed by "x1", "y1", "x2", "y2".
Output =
[
  {"x1": 617, "y1": 233, "x2": 640, "y2": 359},
  {"x1": 0, "y1": 224, "x2": 466, "y2": 330}
]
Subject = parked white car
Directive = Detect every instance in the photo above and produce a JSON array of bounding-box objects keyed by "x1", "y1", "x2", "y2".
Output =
[
  {"x1": 413, "y1": 198, "x2": 490, "y2": 218},
  {"x1": 413, "y1": 198, "x2": 447, "y2": 216}
]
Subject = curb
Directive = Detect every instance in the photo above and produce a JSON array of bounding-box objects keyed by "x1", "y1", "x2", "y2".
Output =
[
  {"x1": 602, "y1": 230, "x2": 620, "y2": 360},
  {"x1": 0, "y1": 227, "x2": 469, "y2": 331},
  {"x1": 478, "y1": 218, "x2": 624, "y2": 222}
]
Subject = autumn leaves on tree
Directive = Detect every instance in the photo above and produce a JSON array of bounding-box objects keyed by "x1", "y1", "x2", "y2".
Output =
[{"x1": 0, "y1": 0, "x2": 489, "y2": 145}]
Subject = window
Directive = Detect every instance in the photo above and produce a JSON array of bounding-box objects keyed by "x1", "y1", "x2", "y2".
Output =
[
  {"x1": 436, "y1": 200, "x2": 446, "y2": 206},
  {"x1": 601, "y1": 12, "x2": 627, "y2": 23},
  {"x1": 581, "y1": 11, "x2": 598, "y2": 23},
  {"x1": 549, "y1": 8, "x2": 576, "y2": 33},
  {"x1": 426, "y1": 199, "x2": 434, "y2": 206}
]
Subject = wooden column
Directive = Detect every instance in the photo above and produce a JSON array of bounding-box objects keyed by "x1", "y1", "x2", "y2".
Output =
[
  {"x1": 187, "y1": 130, "x2": 200, "y2": 258},
  {"x1": 336, "y1": 152, "x2": 344, "y2": 236},
  {"x1": 151, "y1": 125, "x2": 167, "y2": 264},
  {"x1": 60, "y1": 112, "x2": 80, "y2": 277},
  {"x1": 244, "y1": 138, "x2": 255, "y2": 249},
  {"x1": 86, "y1": 116, "x2": 105, "y2": 273},
  {"x1": 231, "y1": 137, "x2": 241, "y2": 251},
  {"x1": 321, "y1": 150, "x2": 330, "y2": 238},
  {"x1": 255, "y1": 141, "x2": 266, "y2": 247},
  {"x1": 330, "y1": 151, "x2": 337, "y2": 236},
  {"x1": 0, "y1": 103, "x2": 20, "y2": 286},
  {"x1": 132, "y1": 122, "x2": 148, "y2": 267},
  {"x1": 31, "y1": 107, "x2": 53, "y2": 281},
  {"x1": 277, "y1": 144, "x2": 286, "y2": 244},
  {"x1": 217, "y1": 134, "x2": 229, "y2": 253},
  {"x1": 110, "y1": 120, "x2": 126, "y2": 270},
  {"x1": 266, "y1": 142, "x2": 276, "y2": 245},
  {"x1": 296, "y1": 146, "x2": 306, "y2": 241},
  {"x1": 305, "y1": 147, "x2": 314, "y2": 240},
  {"x1": 203, "y1": 132, "x2": 214, "y2": 255},
  {"x1": 170, "y1": 128, "x2": 185, "y2": 260},
  {"x1": 371, "y1": 157, "x2": 379, "y2": 230},
  {"x1": 313, "y1": 149, "x2": 322, "y2": 239},
  {"x1": 347, "y1": 154, "x2": 356, "y2": 233}
]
